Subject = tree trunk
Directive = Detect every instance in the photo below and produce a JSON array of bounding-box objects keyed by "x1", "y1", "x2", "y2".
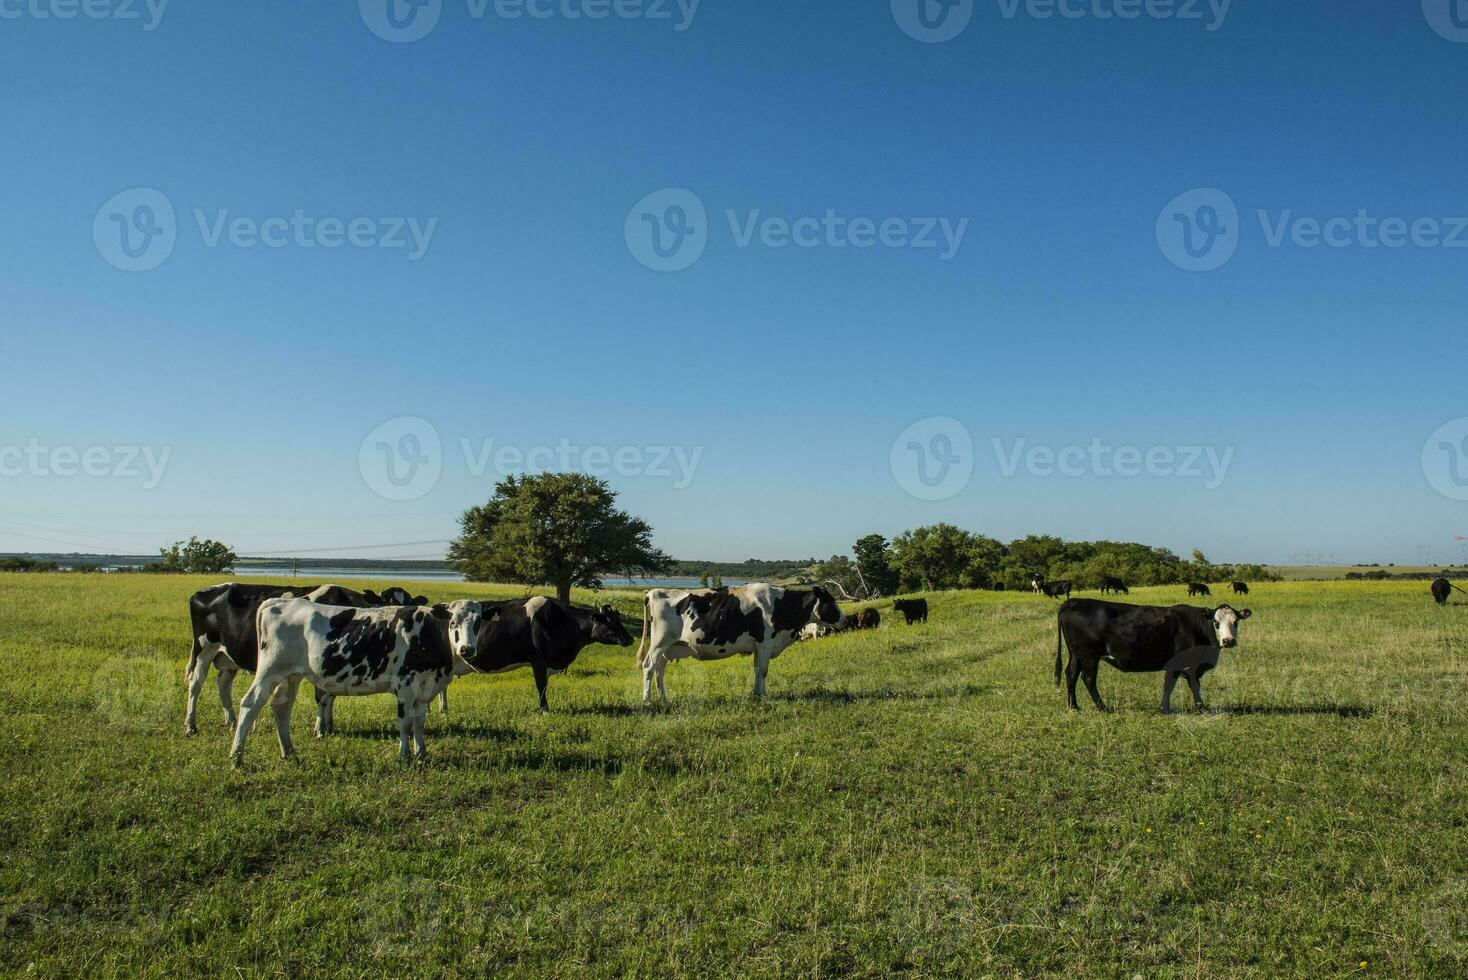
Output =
[{"x1": 556, "y1": 577, "x2": 572, "y2": 604}]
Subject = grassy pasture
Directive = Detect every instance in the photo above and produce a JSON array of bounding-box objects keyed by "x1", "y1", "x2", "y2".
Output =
[{"x1": 0, "y1": 573, "x2": 1465, "y2": 977}]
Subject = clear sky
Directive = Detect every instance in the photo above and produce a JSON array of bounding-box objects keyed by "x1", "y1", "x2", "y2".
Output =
[{"x1": 3, "y1": 1, "x2": 1467, "y2": 565}]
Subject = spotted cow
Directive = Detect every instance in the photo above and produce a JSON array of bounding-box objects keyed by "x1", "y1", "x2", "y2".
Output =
[
  {"x1": 636, "y1": 584, "x2": 844, "y2": 704},
  {"x1": 229, "y1": 598, "x2": 483, "y2": 765}
]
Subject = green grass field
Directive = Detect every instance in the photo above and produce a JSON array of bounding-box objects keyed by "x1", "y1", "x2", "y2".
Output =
[{"x1": 1, "y1": 573, "x2": 1464, "y2": 977}]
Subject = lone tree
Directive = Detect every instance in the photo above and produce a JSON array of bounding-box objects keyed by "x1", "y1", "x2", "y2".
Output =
[
  {"x1": 154, "y1": 537, "x2": 237, "y2": 574},
  {"x1": 448, "y1": 473, "x2": 672, "y2": 602}
]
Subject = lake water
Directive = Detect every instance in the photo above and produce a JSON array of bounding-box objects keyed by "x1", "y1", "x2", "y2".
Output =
[{"x1": 232, "y1": 567, "x2": 748, "y2": 590}]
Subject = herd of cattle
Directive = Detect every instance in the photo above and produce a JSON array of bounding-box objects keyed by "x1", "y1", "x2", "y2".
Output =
[{"x1": 182, "y1": 574, "x2": 1461, "y2": 764}]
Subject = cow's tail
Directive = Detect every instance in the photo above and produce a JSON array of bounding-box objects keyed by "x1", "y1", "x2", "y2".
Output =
[
  {"x1": 635, "y1": 595, "x2": 651, "y2": 669},
  {"x1": 1054, "y1": 616, "x2": 1064, "y2": 686}
]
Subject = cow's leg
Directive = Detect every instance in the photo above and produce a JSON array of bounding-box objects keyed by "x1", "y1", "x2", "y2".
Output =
[
  {"x1": 753, "y1": 649, "x2": 771, "y2": 698},
  {"x1": 1186, "y1": 670, "x2": 1207, "y2": 710},
  {"x1": 1080, "y1": 664, "x2": 1109, "y2": 712},
  {"x1": 641, "y1": 649, "x2": 662, "y2": 706},
  {"x1": 1162, "y1": 671, "x2": 1179, "y2": 714},
  {"x1": 412, "y1": 698, "x2": 431, "y2": 760},
  {"x1": 395, "y1": 690, "x2": 414, "y2": 763},
  {"x1": 438, "y1": 688, "x2": 448, "y2": 715},
  {"x1": 654, "y1": 656, "x2": 668, "y2": 705},
  {"x1": 184, "y1": 641, "x2": 211, "y2": 735},
  {"x1": 314, "y1": 688, "x2": 334, "y2": 738},
  {"x1": 532, "y1": 663, "x2": 550, "y2": 713},
  {"x1": 216, "y1": 666, "x2": 239, "y2": 730},
  {"x1": 230, "y1": 674, "x2": 277, "y2": 766},
  {"x1": 270, "y1": 676, "x2": 302, "y2": 759},
  {"x1": 1065, "y1": 657, "x2": 1082, "y2": 709}
]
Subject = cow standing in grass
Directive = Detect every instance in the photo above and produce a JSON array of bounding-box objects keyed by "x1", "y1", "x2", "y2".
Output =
[
  {"x1": 1055, "y1": 598, "x2": 1252, "y2": 713},
  {"x1": 637, "y1": 584, "x2": 843, "y2": 704},
  {"x1": 230, "y1": 598, "x2": 482, "y2": 765},
  {"x1": 1431, "y1": 578, "x2": 1466, "y2": 605},
  {"x1": 1100, "y1": 576, "x2": 1129, "y2": 595},
  {"x1": 1187, "y1": 582, "x2": 1212, "y2": 598},
  {"x1": 458, "y1": 597, "x2": 635, "y2": 712},
  {"x1": 892, "y1": 597, "x2": 929, "y2": 624}
]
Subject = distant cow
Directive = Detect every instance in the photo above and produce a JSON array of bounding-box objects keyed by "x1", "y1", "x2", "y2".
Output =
[
  {"x1": 1100, "y1": 576, "x2": 1129, "y2": 595},
  {"x1": 856, "y1": 607, "x2": 881, "y2": 630},
  {"x1": 637, "y1": 584, "x2": 844, "y2": 703},
  {"x1": 460, "y1": 597, "x2": 635, "y2": 712},
  {"x1": 307, "y1": 584, "x2": 427, "y2": 607},
  {"x1": 1187, "y1": 582, "x2": 1212, "y2": 597},
  {"x1": 892, "y1": 597, "x2": 929, "y2": 624},
  {"x1": 1431, "y1": 578, "x2": 1465, "y2": 605},
  {"x1": 1030, "y1": 574, "x2": 1046, "y2": 594},
  {"x1": 1042, "y1": 580, "x2": 1073, "y2": 600},
  {"x1": 230, "y1": 598, "x2": 484, "y2": 764},
  {"x1": 1056, "y1": 598, "x2": 1253, "y2": 713},
  {"x1": 1231, "y1": 582, "x2": 1250, "y2": 595}
]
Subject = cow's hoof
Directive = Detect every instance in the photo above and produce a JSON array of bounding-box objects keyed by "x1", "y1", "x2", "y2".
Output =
[
  {"x1": 229, "y1": 753, "x2": 244, "y2": 769},
  {"x1": 185, "y1": 726, "x2": 198, "y2": 737}
]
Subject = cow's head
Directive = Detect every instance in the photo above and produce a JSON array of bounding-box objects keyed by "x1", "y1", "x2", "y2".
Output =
[
  {"x1": 809, "y1": 586, "x2": 844, "y2": 629},
  {"x1": 588, "y1": 604, "x2": 634, "y2": 647},
  {"x1": 441, "y1": 600, "x2": 488, "y2": 659},
  {"x1": 1210, "y1": 605, "x2": 1252, "y2": 648},
  {"x1": 381, "y1": 586, "x2": 426, "y2": 606}
]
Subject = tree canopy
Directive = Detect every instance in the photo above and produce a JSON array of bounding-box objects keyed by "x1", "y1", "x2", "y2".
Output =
[{"x1": 447, "y1": 473, "x2": 671, "y2": 601}]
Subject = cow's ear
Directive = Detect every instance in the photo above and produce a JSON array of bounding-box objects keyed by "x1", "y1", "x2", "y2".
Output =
[
  {"x1": 413, "y1": 596, "x2": 427, "y2": 606},
  {"x1": 1239, "y1": 609, "x2": 1252, "y2": 619},
  {"x1": 429, "y1": 604, "x2": 451, "y2": 621}
]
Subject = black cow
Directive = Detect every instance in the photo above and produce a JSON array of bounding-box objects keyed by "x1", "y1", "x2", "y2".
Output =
[
  {"x1": 1431, "y1": 578, "x2": 1465, "y2": 605},
  {"x1": 461, "y1": 596, "x2": 634, "y2": 711},
  {"x1": 853, "y1": 608, "x2": 881, "y2": 630},
  {"x1": 892, "y1": 597, "x2": 929, "y2": 624},
  {"x1": 1187, "y1": 582, "x2": 1212, "y2": 597},
  {"x1": 1042, "y1": 580, "x2": 1073, "y2": 599},
  {"x1": 1100, "y1": 576, "x2": 1129, "y2": 595},
  {"x1": 1056, "y1": 598, "x2": 1252, "y2": 713},
  {"x1": 1231, "y1": 582, "x2": 1249, "y2": 595}
]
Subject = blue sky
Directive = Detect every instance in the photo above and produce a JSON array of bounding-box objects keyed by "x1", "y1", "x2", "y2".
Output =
[{"x1": 3, "y1": 0, "x2": 1467, "y2": 565}]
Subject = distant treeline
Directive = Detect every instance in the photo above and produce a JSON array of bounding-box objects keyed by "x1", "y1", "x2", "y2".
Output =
[
  {"x1": 1343, "y1": 569, "x2": 1467, "y2": 581},
  {"x1": 665, "y1": 558, "x2": 818, "y2": 581}
]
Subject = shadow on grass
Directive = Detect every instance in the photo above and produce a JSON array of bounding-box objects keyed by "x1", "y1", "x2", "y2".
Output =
[{"x1": 1220, "y1": 702, "x2": 1375, "y2": 718}]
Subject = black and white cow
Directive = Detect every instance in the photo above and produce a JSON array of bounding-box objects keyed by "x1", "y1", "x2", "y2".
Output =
[
  {"x1": 458, "y1": 597, "x2": 635, "y2": 712},
  {"x1": 307, "y1": 584, "x2": 427, "y2": 608},
  {"x1": 229, "y1": 598, "x2": 482, "y2": 765},
  {"x1": 1100, "y1": 576, "x2": 1129, "y2": 595},
  {"x1": 636, "y1": 584, "x2": 844, "y2": 703},
  {"x1": 1055, "y1": 598, "x2": 1253, "y2": 713},
  {"x1": 185, "y1": 582, "x2": 318, "y2": 735},
  {"x1": 1187, "y1": 582, "x2": 1213, "y2": 597},
  {"x1": 1231, "y1": 581, "x2": 1250, "y2": 595},
  {"x1": 891, "y1": 597, "x2": 928, "y2": 624}
]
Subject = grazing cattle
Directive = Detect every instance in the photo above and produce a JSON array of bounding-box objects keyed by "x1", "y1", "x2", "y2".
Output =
[
  {"x1": 1055, "y1": 598, "x2": 1253, "y2": 713},
  {"x1": 1100, "y1": 576, "x2": 1129, "y2": 595},
  {"x1": 1231, "y1": 581, "x2": 1250, "y2": 595},
  {"x1": 1431, "y1": 578, "x2": 1466, "y2": 605},
  {"x1": 230, "y1": 598, "x2": 481, "y2": 764},
  {"x1": 1187, "y1": 582, "x2": 1212, "y2": 597},
  {"x1": 1041, "y1": 580, "x2": 1073, "y2": 600},
  {"x1": 307, "y1": 584, "x2": 427, "y2": 607},
  {"x1": 856, "y1": 607, "x2": 881, "y2": 630},
  {"x1": 892, "y1": 597, "x2": 929, "y2": 624},
  {"x1": 1030, "y1": 574, "x2": 1046, "y2": 594},
  {"x1": 992, "y1": 582, "x2": 1006, "y2": 592},
  {"x1": 637, "y1": 584, "x2": 844, "y2": 703},
  {"x1": 459, "y1": 597, "x2": 635, "y2": 712},
  {"x1": 185, "y1": 582, "x2": 319, "y2": 735}
]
